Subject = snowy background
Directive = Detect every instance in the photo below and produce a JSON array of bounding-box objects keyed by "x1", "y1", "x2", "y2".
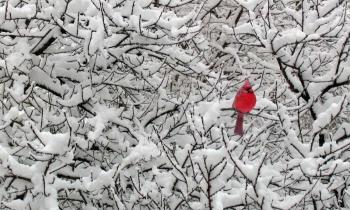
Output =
[{"x1": 0, "y1": 0, "x2": 349, "y2": 209}]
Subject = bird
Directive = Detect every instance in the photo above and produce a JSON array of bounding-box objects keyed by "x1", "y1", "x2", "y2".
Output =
[{"x1": 233, "y1": 80, "x2": 256, "y2": 136}]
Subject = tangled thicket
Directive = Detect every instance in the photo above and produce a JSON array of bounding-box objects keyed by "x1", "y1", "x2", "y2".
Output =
[{"x1": 0, "y1": 0, "x2": 349, "y2": 209}]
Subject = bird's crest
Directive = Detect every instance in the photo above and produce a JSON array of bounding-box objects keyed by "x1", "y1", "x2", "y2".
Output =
[{"x1": 243, "y1": 80, "x2": 252, "y2": 89}]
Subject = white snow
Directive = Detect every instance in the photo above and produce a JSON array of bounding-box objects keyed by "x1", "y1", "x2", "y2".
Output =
[{"x1": 313, "y1": 98, "x2": 346, "y2": 134}]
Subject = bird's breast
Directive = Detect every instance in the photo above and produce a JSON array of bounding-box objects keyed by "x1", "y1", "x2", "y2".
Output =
[{"x1": 233, "y1": 93, "x2": 256, "y2": 113}]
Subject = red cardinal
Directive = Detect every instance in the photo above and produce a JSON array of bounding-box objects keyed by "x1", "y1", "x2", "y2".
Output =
[{"x1": 233, "y1": 80, "x2": 256, "y2": 136}]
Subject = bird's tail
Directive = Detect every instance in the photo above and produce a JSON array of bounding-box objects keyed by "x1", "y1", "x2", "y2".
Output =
[{"x1": 234, "y1": 112, "x2": 244, "y2": 136}]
